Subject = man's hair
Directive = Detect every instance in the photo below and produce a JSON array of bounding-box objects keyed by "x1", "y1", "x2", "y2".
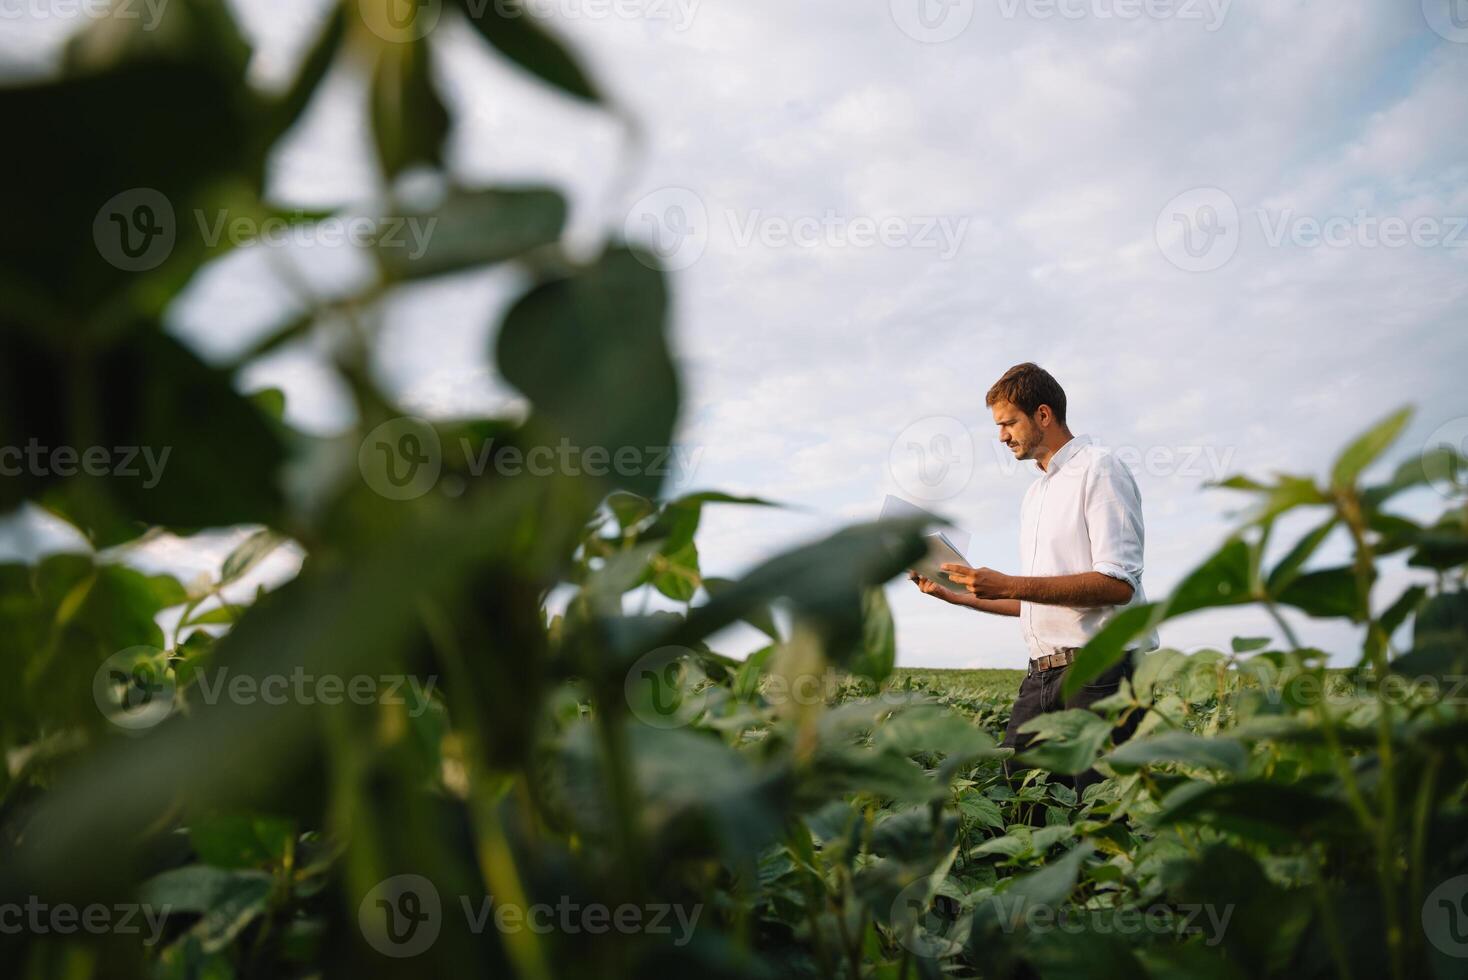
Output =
[{"x1": 985, "y1": 362, "x2": 1068, "y2": 426}]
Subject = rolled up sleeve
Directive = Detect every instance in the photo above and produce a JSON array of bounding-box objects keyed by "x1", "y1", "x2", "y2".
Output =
[{"x1": 1085, "y1": 461, "x2": 1145, "y2": 594}]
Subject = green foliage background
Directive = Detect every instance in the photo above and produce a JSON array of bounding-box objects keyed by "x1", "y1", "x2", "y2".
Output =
[{"x1": 1, "y1": 3, "x2": 1467, "y2": 979}]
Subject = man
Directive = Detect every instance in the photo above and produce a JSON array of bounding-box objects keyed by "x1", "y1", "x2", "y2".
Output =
[{"x1": 908, "y1": 362, "x2": 1156, "y2": 792}]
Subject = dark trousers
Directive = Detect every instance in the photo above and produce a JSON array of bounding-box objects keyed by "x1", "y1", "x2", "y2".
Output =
[{"x1": 999, "y1": 654, "x2": 1143, "y2": 796}]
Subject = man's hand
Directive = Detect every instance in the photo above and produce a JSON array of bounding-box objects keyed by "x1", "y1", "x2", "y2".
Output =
[
  {"x1": 907, "y1": 570, "x2": 959, "y2": 603},
  {"x1": 941, "y1": 563, "x2": 1015, "y2": 600}
]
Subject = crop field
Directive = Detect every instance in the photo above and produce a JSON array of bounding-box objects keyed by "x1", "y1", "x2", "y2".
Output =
[{"x1": 2, "y1": 3, "x2": 1466, "y2": 979}]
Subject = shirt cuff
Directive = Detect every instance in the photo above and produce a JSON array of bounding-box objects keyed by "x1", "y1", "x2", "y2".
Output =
[{"x1": 1094, "y1": 561, "x2": 1139, "y2": 591}]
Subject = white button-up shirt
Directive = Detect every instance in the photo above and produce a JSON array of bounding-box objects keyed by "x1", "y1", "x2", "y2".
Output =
[{"x1": 1018, "y1": 435, "x2": 1159, "y2": 661}]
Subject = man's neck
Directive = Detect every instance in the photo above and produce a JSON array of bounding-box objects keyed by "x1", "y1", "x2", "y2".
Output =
[{"x1": 1034, "y1": 431, "x2": 1075, "y2": 473}]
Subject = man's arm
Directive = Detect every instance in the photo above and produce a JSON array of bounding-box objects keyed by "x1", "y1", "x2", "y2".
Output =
[
  {"x1": 1008, "y1": 571, "x2": 1132, "y2": 606},
  {"x1": 908, "y1": 571, "x2": 1020, "y2": 616},
  {"x1": 939, "y1": 565, "x2": 1133, "y2": 607}
]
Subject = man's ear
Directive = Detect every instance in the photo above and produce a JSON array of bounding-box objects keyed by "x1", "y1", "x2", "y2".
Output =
[{"x1": 1035, "y1": 404, "x2": 1052, "y2": 428}]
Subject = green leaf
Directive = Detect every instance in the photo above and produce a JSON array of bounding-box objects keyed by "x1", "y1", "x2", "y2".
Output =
[
  {"x1": 702, "y1": 577, "x2": 780, "y2": 641},
  {"x1": 1216, "y1": 475, "x2": 1328, "y2": 525},
  {"x1": 1362, "y1": 444, "x2": 1464, "y2": 507},
  {"x1": 606, "y1": 490, "x2": 655, "y2": 530},
  {"x1": 1275, "y1": 566, "x2": 1361, "y2": 620},
  {"x1": 1331, "y1": 405, "x2": 1412, "y2": 489},
  {"x1": 221, "y1": 529, "x2": 287, "y2": 585},
  {"x1": 1104, "y1": 731, "x2": 1247, "y2": 775},
  {"x1": 375, "y1": 186, "x2": 567, "y2": 281},
  {"x1": 263, "y1": 2, "x2": 345, "y2": 147},
  {"x1": 1265, "y1": 516, "x2": 1337, "y2": 593},
  {"x1": 496, "y1": 246, "x2": 676, "y2": 498},
  {"x1": 849, "y1": 586, "x2": 896, "y2": 684},
  {"x1": 650, "y1": 539, "x2": 701, "y2": 602},
  {"x1": 1150, "y1": 780, "x2": 1353, "y2": 846},
  {"x1": 1168, "y1": 537, "x2": 1255, "y2": 617},
  {"x1": 1379, "y1": 584, "x2": 1428, "y2": 636},
  {"x1": 0, "y1": 60, "x2": 257, "y2": 334},
  {"x1": 189, "y1": 813, "x2": 294, "y2": 870},
  {"x1": 957, "y1": 791, "x2": 1006, "y2": 831},
  {"x1": 454, "y1": 0, "x2": 599, "y2": 103},
  {"x1": 1060, "y1": 604, "x2": 1160, "y2": 699},
  {"x1": 370, "y1": 38, "x2": 450, "y2": 179},
  {"x1": 139, "y1": 865, "x2": 273, "y2": 954},
  {"x1": 1015, "y1": 710, "x2": 1113, "y2": 775}
]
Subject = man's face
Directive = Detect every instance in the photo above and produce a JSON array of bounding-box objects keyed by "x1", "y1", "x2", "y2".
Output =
[{"x1": 991, "y1": 400, "x2": 1043, "y2": 460}]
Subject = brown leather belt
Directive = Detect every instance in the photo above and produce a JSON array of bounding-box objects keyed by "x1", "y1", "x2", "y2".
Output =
[{"x1": 1029, "y1": 648, "x2": 1078, "y2": 674}]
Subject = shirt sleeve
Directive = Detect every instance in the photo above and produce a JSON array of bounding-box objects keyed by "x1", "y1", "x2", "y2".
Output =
[{"x1": 1085, "y1": 456, "x2": 1145, "y2": 594}]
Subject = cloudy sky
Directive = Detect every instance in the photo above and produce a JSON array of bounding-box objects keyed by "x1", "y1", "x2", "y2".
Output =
[{"x1": 3, "y1": 0, "x2": 1466, "y2": 666}]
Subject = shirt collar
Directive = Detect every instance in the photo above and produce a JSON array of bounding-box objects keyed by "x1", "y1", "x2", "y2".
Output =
[{"x1": 1037, "y1": 435, "x2": 1090, "y2": 478}]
